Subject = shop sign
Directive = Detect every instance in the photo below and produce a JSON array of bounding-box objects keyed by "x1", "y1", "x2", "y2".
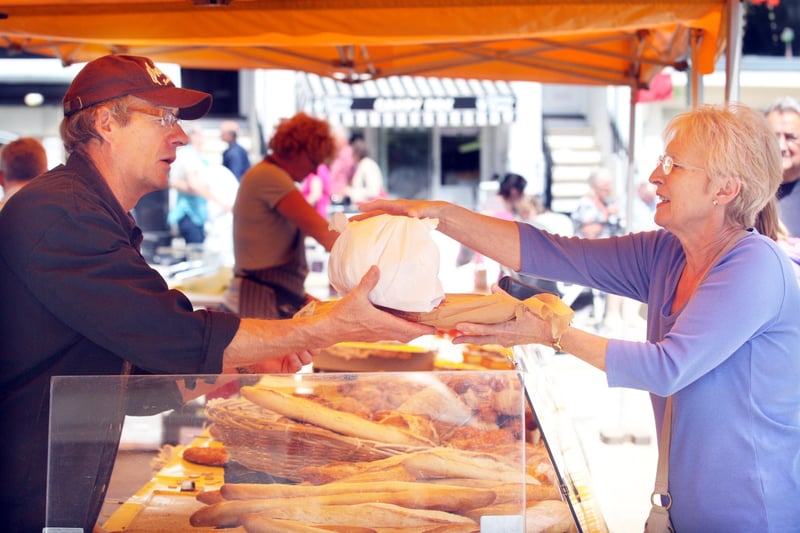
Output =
[
  {"x1": 350, "y1": 96, "x2": 478, "y2": 113},
  {"x1": 318, "y1": 93, "x2": 516, "y2": 125}
]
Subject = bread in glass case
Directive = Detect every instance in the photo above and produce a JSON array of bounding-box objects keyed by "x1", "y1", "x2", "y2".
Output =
[{"x1": 193, "y1": 372, "x2": 573, "y2": 531}]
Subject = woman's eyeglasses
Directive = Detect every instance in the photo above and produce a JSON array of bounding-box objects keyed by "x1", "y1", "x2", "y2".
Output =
[{"x1": 657, "y1": 155, "x2": 704, "y2": 175}]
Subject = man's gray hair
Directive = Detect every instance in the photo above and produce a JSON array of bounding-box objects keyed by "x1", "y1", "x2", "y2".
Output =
[{"x1": 765, "y1": 96, "x2": 800, "y2": 116}]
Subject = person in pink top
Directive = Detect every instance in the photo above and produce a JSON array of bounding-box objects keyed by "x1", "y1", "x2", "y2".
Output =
[{"x1": 302, "y1": 162, "x2": 332, "y2": 219}]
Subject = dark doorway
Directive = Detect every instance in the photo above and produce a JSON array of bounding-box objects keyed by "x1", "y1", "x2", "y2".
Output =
[
  {"x1": 386, "y1": 129, "x2": 431, "y2": 199},
  {"x1": 441, "y1": 130, "x2": 480, "y2": 186}
]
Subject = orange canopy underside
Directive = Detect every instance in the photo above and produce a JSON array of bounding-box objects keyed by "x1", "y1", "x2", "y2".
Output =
[{"x1": 0, "y1": 0, "x2": 728, "y2": 88}]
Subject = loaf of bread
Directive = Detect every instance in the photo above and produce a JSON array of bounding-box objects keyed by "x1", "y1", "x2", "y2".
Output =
[
  {"x1": 387, "y1": 292, "x2": 574, "y2": 335},
  {"x1": 192, "y1": 499, "x2": 477, "y2": 529},
  {"x1": 238, "y1": 515, "x2": 375, "y2": 533},
  {"x1": 240, "y1": 386, "x2": 436, "y2": 447},
  {"x1": 220, "y1": 480, "x2": 496, "y2": 514}
]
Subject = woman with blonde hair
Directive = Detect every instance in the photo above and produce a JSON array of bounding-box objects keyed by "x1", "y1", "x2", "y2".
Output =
[{"x1": 361, "y1": 103, "x2": 800, "y2": 530}]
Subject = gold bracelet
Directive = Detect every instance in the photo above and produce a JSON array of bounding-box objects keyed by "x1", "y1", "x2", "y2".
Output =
[{"x1": 551, "y1": 328, "x2": 567, "y2": 352}]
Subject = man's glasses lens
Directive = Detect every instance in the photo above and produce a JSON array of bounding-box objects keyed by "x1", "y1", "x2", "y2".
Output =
[
  {"x1": 130, "y1": 107, "x2": 180, "y2": 128},
  {"x1": 159, "y1": 112, "x2": 179, "y2": 128}
]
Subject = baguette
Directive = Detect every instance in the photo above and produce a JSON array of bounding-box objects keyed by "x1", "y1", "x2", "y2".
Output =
[
  {"x1": 253, "y1": 502, "x2": 476, "y2": 527},
  {"x1": 220, "y1": 481, "x2": 495, "y2": 514},
  {"x1": 464, "y1": 501, "x2": 524, "y2": 522},
  {"x1": 241, "y1": 386, "x2": 435, "y2": 447},
  {"x1": 485, "y1": 482, "x2": 562, "y2": 505},
  {"x1": 191, "y1": 499, "x2": 278, "y2": 527},
  {"x1": 333, "y1": 464, "x2": 417, "y2": 484},
  {"x1": 418, "y1": 527, "x2": 480, "y2": 533},
  {"x1": 193, "y1": 488, "x2": 494, "y2": 527},
  {"x1": 402, "y1": 447, "x2": 537, "y2": 484},
  {"x1": 298, "y1": 455, "x2": 410, "y2": 484},
  {"x1": 424, "y1": 479, "x2": 560, "y2": 503},
  {"x1": 192, "y1": 497, "x2": 478, "y2": 528},
  {"x1": 240, "y1": 515, "x2": 478, "y2": 533},
  {"x1": 196, "y1": 489, "x2": 225, "y2": 505},
  {"x1": 372, "y1": 527, "x2": 479, "y2": 533},
  {"x1": 299, "y1": 447, "x2": 534, "y2": 486},
  {"x1": 221, "y1": 479, "x2": 473, "y2": 498},
  {"x1": 239, "y1": 514, "x2": 376, "y2": 533}
]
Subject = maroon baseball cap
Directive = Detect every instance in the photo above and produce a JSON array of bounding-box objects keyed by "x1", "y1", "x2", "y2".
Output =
[{"x1": 63, "y1": 54, "x2": 212, "y2": 120}]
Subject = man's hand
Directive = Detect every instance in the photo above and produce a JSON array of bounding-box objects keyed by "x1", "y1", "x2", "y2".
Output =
[
  {"x1": 325, "y1": 265, "x2": 436, "y2": 344},
  {"x1": 242, "y1": 350, "x2": 315, "y2": 374}
]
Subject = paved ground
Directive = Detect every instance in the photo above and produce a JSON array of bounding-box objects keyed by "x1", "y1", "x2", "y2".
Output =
[{"x1": 544, "y1": 351, "x2": 657, "y2": 532}]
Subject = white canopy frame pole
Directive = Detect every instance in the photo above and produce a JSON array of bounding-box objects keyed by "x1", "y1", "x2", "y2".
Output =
[
  {"x1": 690, "y1": 29, "x2": 703, "y2": 108},
  {"x1": 725, "y1": 0, "x2": 744, "y2": 103},
  {"x1": 625, "y1": 92, "x2": 637, "y2": 239}
]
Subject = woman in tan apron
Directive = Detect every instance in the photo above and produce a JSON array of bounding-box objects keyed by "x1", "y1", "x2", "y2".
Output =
[{"x1": 225, "y1": 112, "x2": 339, "y2": 319}]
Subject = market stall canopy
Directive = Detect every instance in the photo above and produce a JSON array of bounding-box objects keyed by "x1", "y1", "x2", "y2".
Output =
[{"x1": 0, "y1": 0, "x2": 729, "y2": 89}]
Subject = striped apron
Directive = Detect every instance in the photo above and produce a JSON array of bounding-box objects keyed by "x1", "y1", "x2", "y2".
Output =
[{"x1": 236, "y1": 231, "x2": 309, "y2": 319}]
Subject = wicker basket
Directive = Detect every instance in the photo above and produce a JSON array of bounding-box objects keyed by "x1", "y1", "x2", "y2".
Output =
[{"x1": 205, "y1": 397, "x2": 423, "y2": 482}]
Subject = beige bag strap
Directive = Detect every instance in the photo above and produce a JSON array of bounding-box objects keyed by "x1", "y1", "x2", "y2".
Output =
[{"x1": 651, "y1": 396, "x2": 673, "y2": 510}]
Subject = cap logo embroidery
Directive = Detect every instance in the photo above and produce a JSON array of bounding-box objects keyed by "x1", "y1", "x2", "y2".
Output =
[{"x1": 145, "y1": 63, "x2": 173, "y2": 87}]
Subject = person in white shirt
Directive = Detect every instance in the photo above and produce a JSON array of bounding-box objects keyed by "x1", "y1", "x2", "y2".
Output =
[{"x1": 347, "y1": 137, "x2": 386, "y2": 203}]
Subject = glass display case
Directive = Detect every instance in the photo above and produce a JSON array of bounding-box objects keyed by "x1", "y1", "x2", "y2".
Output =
[
  {"x1": 46, "y1": 364, "x2": 607, "y2": 532},
  {"x1": 513, "y1": 344, "x2": 609, "y2": 532}
]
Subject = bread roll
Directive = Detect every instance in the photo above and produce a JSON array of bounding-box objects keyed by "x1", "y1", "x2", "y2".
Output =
[{"x1": 182, "y1": 445, "x2": 228, "y2": 466}]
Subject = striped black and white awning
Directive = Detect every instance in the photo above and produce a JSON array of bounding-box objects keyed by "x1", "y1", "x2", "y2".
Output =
[{"x1": 297, "y1": 73, "x2": 516, "y2": 128}]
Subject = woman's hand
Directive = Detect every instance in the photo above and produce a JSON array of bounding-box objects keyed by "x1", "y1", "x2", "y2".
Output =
[
  {"x1": 451, "y1": 284, "x2": 555, "y2": 348},
  {"x1": 355, "y1": 199, "x2": 448, "y2": 221},
  {"x1": 451, "y1": 305, "x2": 555, "y2": 348}
]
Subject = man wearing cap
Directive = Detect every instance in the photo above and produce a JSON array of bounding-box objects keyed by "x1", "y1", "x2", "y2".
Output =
[{"x1": 0, "y1": 54, "x2": 432, "y2": 532}]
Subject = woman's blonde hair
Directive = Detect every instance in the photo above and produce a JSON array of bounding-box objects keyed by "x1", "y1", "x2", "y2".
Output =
[{"x1": 664, "y1": 103, "x2": 782, "y2": 229}]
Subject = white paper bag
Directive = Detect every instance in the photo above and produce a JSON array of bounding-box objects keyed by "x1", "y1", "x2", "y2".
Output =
[{"x1": 328, "y1": 213, "x2": 444, "y2": 312}]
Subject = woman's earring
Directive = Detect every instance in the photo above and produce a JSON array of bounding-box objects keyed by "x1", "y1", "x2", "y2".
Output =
[{"x1": 712, "y1": 199, "x2": 719, "y2": 206}]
